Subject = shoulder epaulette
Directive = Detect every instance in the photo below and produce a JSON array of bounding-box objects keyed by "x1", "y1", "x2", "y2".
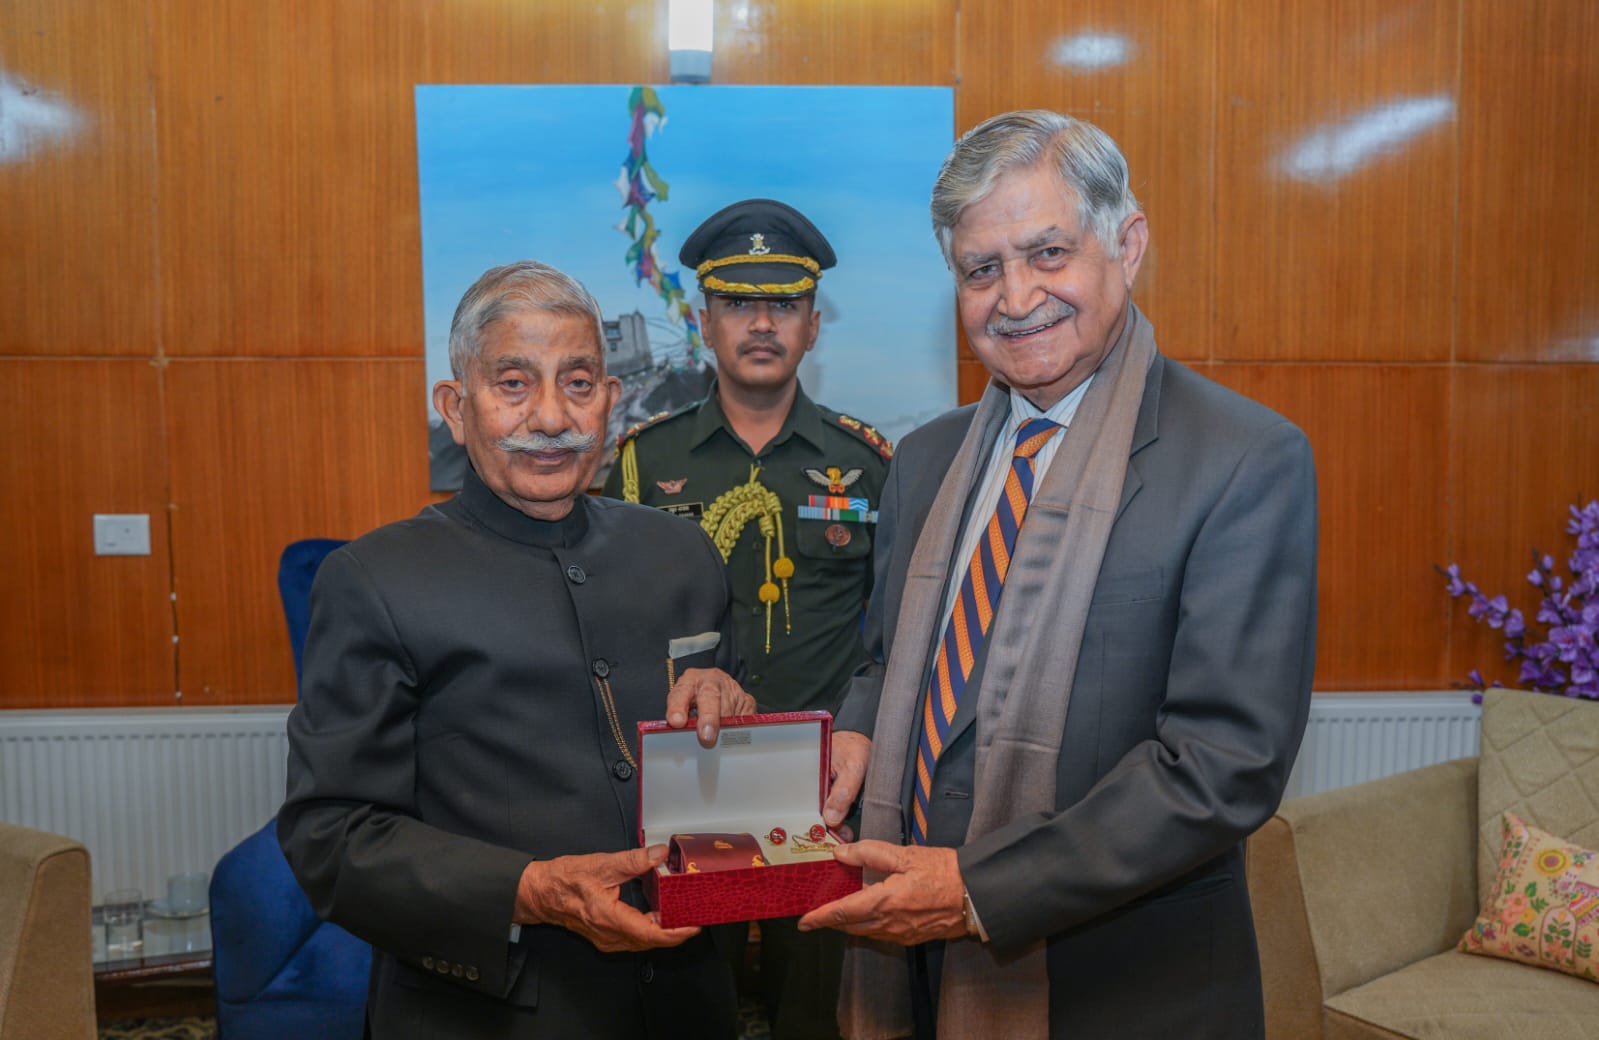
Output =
[
  {"x1": 615, "y1": 409, "x2": 677, "y2": 449},
  {"x1": 833, "y1": 412, "x2": 895, "y2": 460}
]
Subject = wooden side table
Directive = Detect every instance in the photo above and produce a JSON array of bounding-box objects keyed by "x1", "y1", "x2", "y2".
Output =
[
  {"x1": 94, "y1": 950, "x2": 215, "y2": 1023},
  {"x1": 92, "y1": 902, "x2": 216, "y2": 1023}
]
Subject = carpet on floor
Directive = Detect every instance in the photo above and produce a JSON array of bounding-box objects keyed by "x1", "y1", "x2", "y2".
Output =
[
  {"x1": 99, "y1": 997, "x2": 773, "y2": 1039},
  {"x1": 99, "y1": 1019, "x2": 213, "y2": 1040}
]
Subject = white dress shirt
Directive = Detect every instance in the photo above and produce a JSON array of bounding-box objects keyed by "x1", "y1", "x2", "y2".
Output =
[{"x1": 937, "y1": 376, "x2": 1095, "y2": 637}]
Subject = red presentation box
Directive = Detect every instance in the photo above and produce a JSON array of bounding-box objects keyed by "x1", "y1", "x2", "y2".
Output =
[{"x1": 638, "y1": 710, "x2": 863, "y2": 928}]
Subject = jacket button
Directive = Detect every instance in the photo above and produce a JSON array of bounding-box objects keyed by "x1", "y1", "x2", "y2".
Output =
[
  {"x1": 593, "y1": 658, "x2": 610, "y2": 678},
  {"x1": 436, "y1": 961, "x2": 450, "y2": 974},
  {"x1": 422, "y1": 956, "x2": 434, "y2": 970},
  {"x1": 613, "y1": 760, "x2": 634, "y2": 781},
  {"x1": 452, "y1": 964, "x2": 463, "y2": 977},
  {"x1": 465, "y1": 967, "x2": 480, "y2": 981},
  {"x1": 640, "y1": 961, "x2": 655, "y2": 983},
  {"x1": 565, "y1": 563, "x2": 586, "y2": 584}
]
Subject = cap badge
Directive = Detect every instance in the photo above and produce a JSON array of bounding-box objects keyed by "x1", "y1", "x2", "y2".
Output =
[
  {"x1": 657, "y1": 478, "x2": 688, "y2": 495},
  {"x1": 805, "y1": 466, "x2": 863, "y2": 494},
  {"x1": 748, "y1": 232, "x2": 771, "y2": 256}
]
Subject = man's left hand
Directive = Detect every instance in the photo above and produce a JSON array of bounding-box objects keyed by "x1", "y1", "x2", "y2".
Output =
[
  {"x1": 796, "y1": 840, "x2": 969, "y2": 945},
  {"x1": 665, "y1": 668, "x2": 756, "y2": 748}
]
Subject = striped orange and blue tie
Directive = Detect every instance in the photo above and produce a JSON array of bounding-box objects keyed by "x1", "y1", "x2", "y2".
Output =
[{"x1": 911, "y1": 416, "x2": 1063, "y2": 845}]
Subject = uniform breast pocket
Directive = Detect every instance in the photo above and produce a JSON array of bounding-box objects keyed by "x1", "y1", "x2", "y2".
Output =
[{"x1": 795, "y1": 517, "x2": 872, "y2": 562}]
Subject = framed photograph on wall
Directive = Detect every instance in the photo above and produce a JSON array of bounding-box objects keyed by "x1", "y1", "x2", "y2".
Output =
[{"x1": 415, "y1": 84, "x2": 956, "y2": 491}]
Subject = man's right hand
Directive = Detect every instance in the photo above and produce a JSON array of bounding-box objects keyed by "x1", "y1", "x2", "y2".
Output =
[
  {"x1": 515, "y1": 845, "x2": 700, "y2": 953},
  {"x1": 822, "y1": 730, "x2": 871, "y2": 837}
]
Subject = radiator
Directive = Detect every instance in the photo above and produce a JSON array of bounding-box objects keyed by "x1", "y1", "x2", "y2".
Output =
[
  {"x1": 0, "y1": 707, "x2": 291, "y2": 903},
  {"x1": 1283, "y1": 691, "x2": 1481, "y2": 801},
  {"x1": 0, "y1": 695, "x2": 1478, "y2": 901}
]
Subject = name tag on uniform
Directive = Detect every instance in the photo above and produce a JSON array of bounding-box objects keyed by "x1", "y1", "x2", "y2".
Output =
[{"x1": 661, "y1": 502, "x2": 704, "y2": 519}]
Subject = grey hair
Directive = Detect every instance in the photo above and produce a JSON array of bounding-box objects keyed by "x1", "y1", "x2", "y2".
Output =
[
  {"x1": 447, "y1": 260, "x2": 605, "y2": 381},
  {"x1": 931, "y1": 109, "x2": 1140, "y2": 265}
]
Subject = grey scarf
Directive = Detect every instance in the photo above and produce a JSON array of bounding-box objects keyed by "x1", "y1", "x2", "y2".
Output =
[{"x1": 839, "y1": 304, "x2": 1157, "y2": 1039}]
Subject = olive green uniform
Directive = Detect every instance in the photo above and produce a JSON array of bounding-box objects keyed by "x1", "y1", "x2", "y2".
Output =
[
  {"x1": 603, "y1": 382, "x2": 892, "y2": 716},
  {"x1": 601, "y1": 381, "x2": 891, "y2": 1040}
]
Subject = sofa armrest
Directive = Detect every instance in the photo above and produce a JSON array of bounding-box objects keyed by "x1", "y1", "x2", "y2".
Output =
[
  {"x1": 0, "y1": 822, "x2": 96, "y2": 1040},
  {"x1": 1248, "y1": 757, "x2": 1481, "y2": 1036},
  {"x1": 1248, "y1": 812, "x2": 1324, "y2": 1040}
]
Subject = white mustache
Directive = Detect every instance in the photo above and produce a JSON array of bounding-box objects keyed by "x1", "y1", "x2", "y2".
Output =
[
  {"x1": 988, "y1": 300, "x2": 1075, "y2": 337},
  {"x1": 497, "y1": 430, "x2": 598, "y2": 454}
]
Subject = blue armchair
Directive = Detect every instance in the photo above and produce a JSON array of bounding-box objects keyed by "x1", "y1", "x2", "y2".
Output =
[{"x1": 209, "y1": 538, "x2": 370, "y2": 1040}]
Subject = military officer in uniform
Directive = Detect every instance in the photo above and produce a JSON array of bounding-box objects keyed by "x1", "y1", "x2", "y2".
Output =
[{"x1": 601, "y1": 199, "x2": 893, "y2": 1040}]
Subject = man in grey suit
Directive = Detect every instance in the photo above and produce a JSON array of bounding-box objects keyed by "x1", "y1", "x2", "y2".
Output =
[
  {"x1": 279, "y1": 260, "x2": 755, "y2": 1038},
  {"x1": 798, "y1": 111, "x2": 1318, "y2": 1039}
]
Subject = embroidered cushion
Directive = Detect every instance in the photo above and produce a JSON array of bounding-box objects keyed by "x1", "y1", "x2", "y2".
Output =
[
  {"x1": 1476, "y1": 689, "x2": 1599, "y2": 908},
  {"x1": 1460, "y1": 812, "x2": 1599, "y2": 984}
]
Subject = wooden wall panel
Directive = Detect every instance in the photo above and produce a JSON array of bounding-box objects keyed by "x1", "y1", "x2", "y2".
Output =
[
  {"x1": 150, "y1": 0, "x2": 666, "y2": 358},
  {"x1": 4, "y1": 0, "x2": 1598, "y2": 707},
  {"x1": 166, "y1": 359, "x2": 430, "y2": 703},
  {"x1": 714, "y1": 0, "x2": 954, "y2": 84},
  {"x1": 1208, "y1": 364, "x2": 1452, "y2": 689},
  {"x1": 0, "y1": 0, "x2": 159, "y2": 355},
  {"x1": 956, "y1": 0, "x2": 1215, "y2": 362},
  {"x1": 1447, "y1": 365, "x2": 1599, "y2": 688},
  {"x1": 957, "y1": 358, "x2": 991, "y2": 405},
  {"x1": 0, "y1": 362, "x2": 173, "y2": 705},
  {"x1": 1217, "y1": 0, "x2": 1456, "y2": 362},
  {"x1": 1458, "y1": 0, "x2": 1599, "y2": 363}
]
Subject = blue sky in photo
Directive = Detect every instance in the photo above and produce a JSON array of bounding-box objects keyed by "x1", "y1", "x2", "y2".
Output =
[{"x1": 415, "y1": 84, "x2": 956, "y2": 439}]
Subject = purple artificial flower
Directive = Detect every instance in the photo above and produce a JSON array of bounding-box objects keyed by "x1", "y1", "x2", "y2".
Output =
[
  {"x1": 1569, "y1": 502, "x2": 1599, "y2": 537},
  {"x1": 1448, "y1": 501, "x2": 1599, "y2": 699},
  {"x1": 1518, "y1": 659, "x2": 1566, "y2": 691}
]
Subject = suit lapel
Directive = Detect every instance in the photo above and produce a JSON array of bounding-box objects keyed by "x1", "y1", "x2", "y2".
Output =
[{"x1": 1115, "y1": 354, "x2": 1164, "y2": 522}]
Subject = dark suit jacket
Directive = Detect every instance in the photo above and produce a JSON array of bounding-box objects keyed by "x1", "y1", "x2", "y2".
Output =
[
  {"x1": 279, "y1": 469, "x2": 739, "y2": 1039},
  {"x1": 837, "y1": 355, "x2": 1318, "y2": 1038}
]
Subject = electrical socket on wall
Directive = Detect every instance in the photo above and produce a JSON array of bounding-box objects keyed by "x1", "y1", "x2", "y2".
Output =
[{"x1": 94, "y1": 514, "x2": 151, "y2": 556}]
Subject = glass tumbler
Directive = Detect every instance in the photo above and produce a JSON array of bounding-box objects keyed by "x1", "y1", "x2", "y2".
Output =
[{"x1": 103, "y1": 888, "x2": 145, "y2": 959}]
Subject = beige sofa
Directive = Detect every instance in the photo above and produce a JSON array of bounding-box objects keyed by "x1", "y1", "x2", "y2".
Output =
[
  {"x1": 1248, "y1": 688, "x2": 1599, "y2": 1039},
  {"x1": 0, "y1": 821, "x2": 96, "y2": 1039}
]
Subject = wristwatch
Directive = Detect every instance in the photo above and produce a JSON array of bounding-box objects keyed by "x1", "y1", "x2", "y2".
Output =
[{"x1": 961, "y1": 888, "x2": 983, "y2": 940}]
